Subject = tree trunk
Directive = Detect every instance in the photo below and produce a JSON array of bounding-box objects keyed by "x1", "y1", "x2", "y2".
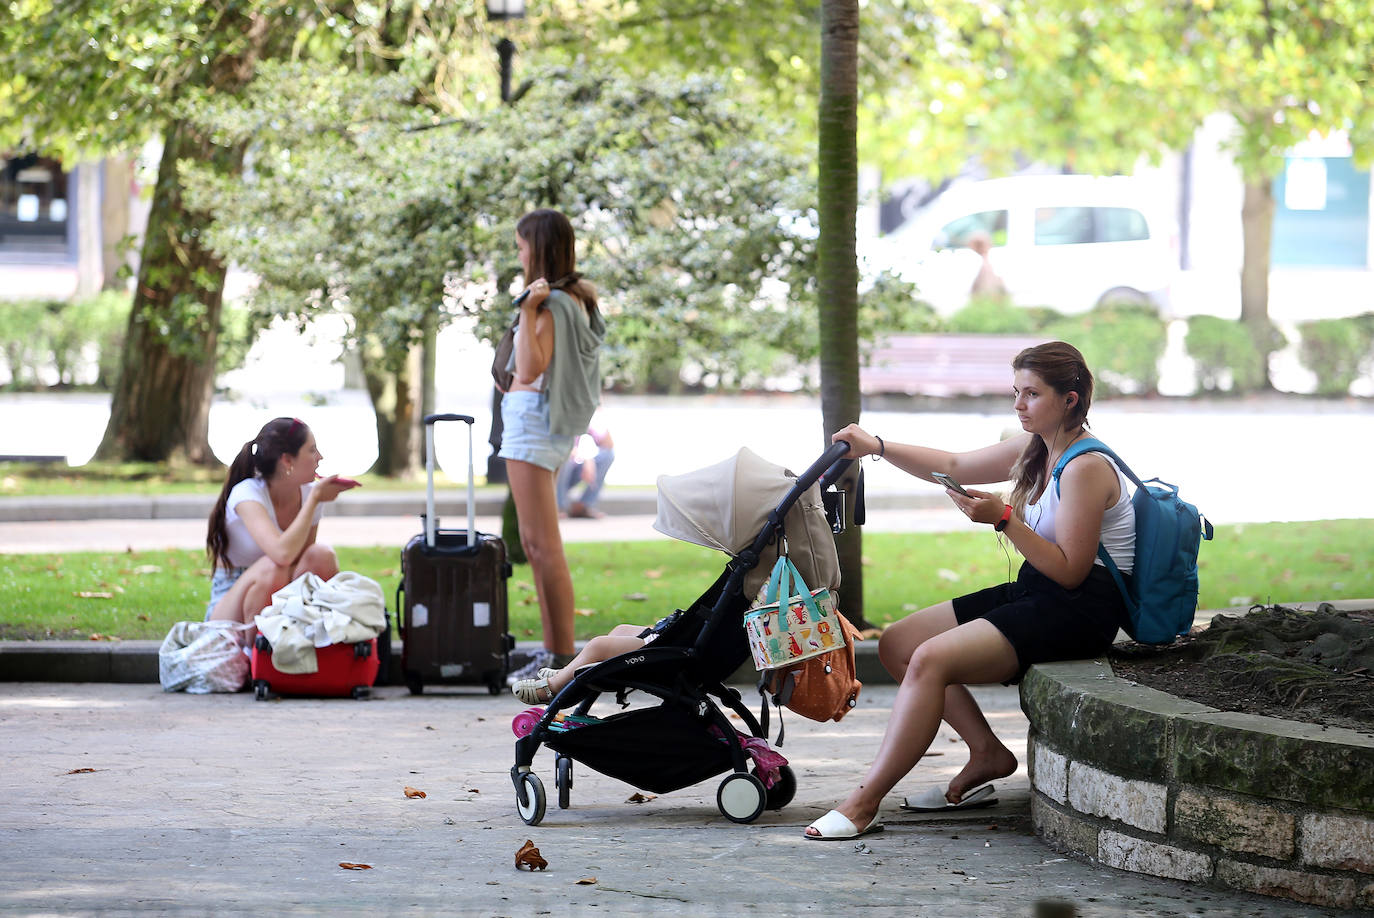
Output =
[
  {"x1": 817, "y1": 0, "x2": 873, "y2": 630},
  {"x1": 1240, "y1": 178, "x2": 1276, "y2": 391},
  {"x1": 93, "y1": 121, "x2": 239, "y2": 465},
  {"x1": 100, "y1": 157, "x2": 134, "y2": 292},
  {"x1": 360, "y1": 336, "x2": 423, "y2": 479}
]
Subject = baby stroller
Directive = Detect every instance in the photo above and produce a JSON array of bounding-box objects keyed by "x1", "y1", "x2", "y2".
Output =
[{"x1": 510, "y1": 440, "x2": 858, "y2": 825}]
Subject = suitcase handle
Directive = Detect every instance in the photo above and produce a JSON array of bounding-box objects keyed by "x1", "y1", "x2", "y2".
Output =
[{"x1": 423, "y1": 414, "x2": 476, "y2": 550}]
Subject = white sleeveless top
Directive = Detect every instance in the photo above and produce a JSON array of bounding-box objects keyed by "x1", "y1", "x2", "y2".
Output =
[{"x1": 1026, "y1": 453, "x2": 1135, "y2": 573}]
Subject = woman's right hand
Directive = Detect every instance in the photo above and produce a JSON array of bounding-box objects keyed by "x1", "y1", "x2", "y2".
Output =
[
  {"x1": 521, "y1": 277, "x2": 551, "y2": 310},
  {"x1": 831, "y1": 424, "x2": 879, "y2": 460},
  {"x1": 312, "y1": 474, "x2": 359, "y2": 502}
]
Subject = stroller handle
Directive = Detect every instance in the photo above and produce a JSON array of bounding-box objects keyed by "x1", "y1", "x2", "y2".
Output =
[{"x1": 740, "y1": 440, "x2": 852, "y2": 560}]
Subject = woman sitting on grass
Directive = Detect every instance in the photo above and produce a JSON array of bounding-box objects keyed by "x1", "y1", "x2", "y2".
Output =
[{"x1": 205, "y1": 417, "x2": 357, "y2": 626}]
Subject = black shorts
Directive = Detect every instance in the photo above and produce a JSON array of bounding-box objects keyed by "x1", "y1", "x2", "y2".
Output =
[{"x1": 952, "y1": 562, "x2": 1128, "y2": 682}]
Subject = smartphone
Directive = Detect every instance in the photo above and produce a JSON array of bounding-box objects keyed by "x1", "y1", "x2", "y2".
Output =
[{"x1": 932, "y1": 472, "x2": 971, "y2": 497}]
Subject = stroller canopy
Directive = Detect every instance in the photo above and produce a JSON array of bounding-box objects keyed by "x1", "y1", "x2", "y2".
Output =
[{"x1": 653, "y1": 447, "x2": 797, "y2": 553}]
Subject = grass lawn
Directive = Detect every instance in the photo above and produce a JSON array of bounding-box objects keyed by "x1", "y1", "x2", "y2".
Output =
[{"x1": 2, "y1": 520, "x2": 1370, "y2": 642}]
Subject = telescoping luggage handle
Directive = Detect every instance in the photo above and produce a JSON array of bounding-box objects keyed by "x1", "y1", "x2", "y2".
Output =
[{"x1": 423, "y1": 413, "x2": 476, "y2": 551}]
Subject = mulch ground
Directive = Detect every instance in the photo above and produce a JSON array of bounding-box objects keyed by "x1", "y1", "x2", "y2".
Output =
[{"x1": 1109, "y1": 604, "x2": 1374, "y2": 735}]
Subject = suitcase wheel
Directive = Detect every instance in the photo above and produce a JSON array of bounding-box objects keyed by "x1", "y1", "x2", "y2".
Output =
[
  {"x1": 405, "y1": 673, "x2": 424, "y2": 695},
  {"x1": 354, "y1": 642, "x2": 372, "y2": 659},
  {"x1": 253, "y1": 681, "x2": 273, "y2": 701},
  {"x1": 255, "y1": 635, "x2": 271, "y2": 652},
  {"x1": 351, "y1": 686, "x2": 371, "y2": 700},
  {"x1": 487, "y1": 676, "x2": 503, "y2": 696}
]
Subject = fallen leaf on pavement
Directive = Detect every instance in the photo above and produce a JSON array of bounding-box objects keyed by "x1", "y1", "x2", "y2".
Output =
[
  {"x1": 575, "y1": 877, "x2": 597, "y2": 885},
  {"x1": 339, "y1": 863, "x2": 373, "y2": 870},
  {"x1": 515, "y1": 839, "x2": 548, "y2": 871},
  {"x1": 63, "y1": 768, "x2": 97, "y2": 775},
  {"x1": 404, "y1": 786, "x2": 427, "y2": 798},
  {"x1": 625, "y1": 792, "x2": 657, "y2": 804}
]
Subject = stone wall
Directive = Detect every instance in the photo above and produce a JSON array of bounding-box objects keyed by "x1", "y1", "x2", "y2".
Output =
[{"x1": 1020, "y1": 660, "x2": 1374, "y2": 910}]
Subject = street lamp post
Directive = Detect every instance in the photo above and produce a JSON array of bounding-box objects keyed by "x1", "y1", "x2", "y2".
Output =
[{"x1": 485, "y1": 0, "x2": 526, "y2": 483}]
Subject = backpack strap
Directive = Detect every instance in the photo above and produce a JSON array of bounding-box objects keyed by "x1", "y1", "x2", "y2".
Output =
[{"x1": 1050, "y1": 437, "x2": 1137, "y2": 613}]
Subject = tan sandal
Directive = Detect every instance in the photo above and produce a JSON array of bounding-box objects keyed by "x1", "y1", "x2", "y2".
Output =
[{"x1": 512, "y1": 677, "x2": 554, "y2": 705}]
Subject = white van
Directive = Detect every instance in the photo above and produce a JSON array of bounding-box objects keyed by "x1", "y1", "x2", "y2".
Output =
[{"x1": 873, "y1": 174, "x2": 1177, "y2": 315}]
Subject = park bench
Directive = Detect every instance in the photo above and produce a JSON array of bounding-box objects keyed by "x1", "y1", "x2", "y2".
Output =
[{"x1": 860, "y1": 333, "x2": 1042, "y2": 397}]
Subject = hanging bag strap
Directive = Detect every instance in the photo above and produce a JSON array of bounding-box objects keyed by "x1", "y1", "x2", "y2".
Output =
[{"x1": 1050, "y1": 437, "x2": 1136, "y2": 611}]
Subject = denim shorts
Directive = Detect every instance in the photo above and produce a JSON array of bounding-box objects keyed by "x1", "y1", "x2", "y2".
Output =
[
  {"x1": 498, "y1": 390, "x2": 575, "y2": 472},
  {"x1": 205, "y1": 566, "x2": 246, "y2": 620}
]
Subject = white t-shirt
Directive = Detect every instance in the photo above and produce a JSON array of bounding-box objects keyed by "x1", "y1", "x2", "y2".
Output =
[{"x1": 221, "y1": 477, "x2": 323, "y2": 569}]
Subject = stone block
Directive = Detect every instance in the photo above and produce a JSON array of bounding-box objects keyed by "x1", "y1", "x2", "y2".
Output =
[
  {"x1": 1099, "y1": 830, "x2": 1212, "y2": 882},
  {"x1": 1217, "y1": 859, "x2": 1368, "y2": 910},
  {"x1": 1031, "y1": 794, "x2": 1099, "y2": 859},
  {"x1": 1066, "y1": 761, "x2": 1167, "y2": 834},
  {"x1": 1173, "y1": 787, "x2": 1295, "y2": 860},
  {"x1": 1020, "y1": 662, "x2": 1214, "y2": 780},
  {"x1": 1174, "y1": 713, "x2": 1374, "y2": 816},
  {"x1": 109, "y1": 643, "x2": 160, "y2": 683},
  {"x1": 1301, "y1": 812, "x2": 1374, "y2": 873},
  {"x1": 1029, "y1": 738, "x2": 1068, "y2": 804},
  {"x1": 0, "y1": 642, "x2": 111, "y2": 681}
]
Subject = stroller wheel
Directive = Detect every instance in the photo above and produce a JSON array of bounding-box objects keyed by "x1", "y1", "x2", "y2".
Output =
[
  {"x1": 556, "y1": 755, "x2": 573, "y2": 809},
  {"x1": 515, "y1": 772, "x2": 546, "y2": 826},
  {"x1": 760, "y1": 765, "x2": 796, "y2": 810},
  {"x1": 717, "y1": 772, "x2": 767, "y2": 824}
]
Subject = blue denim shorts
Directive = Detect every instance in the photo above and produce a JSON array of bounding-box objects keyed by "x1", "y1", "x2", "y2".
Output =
[
  {"x1": 205, "y1": 566, "x2": 246, "y2": 620},
  {"x1": 498, "y1": 390, "x2": 575, "y2": 472}
]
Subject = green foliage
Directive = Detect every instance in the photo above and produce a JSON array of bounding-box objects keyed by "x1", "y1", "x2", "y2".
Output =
[
  {"x1": 216, "y1": 301, "x2": 261, "y2": 379},
  {"x1": 3, "y1": 520, "x2": 1372, "y2": 641},
  {"x1": 1185, "y1": 315, "x2": 1267, "y2": 394},
  {"x1": 1297, "y1": 316, "x2": 1374, "y2": 397},
  {"x1": 1044, "y1": 303, "x2": 1167, "y2": 396},
  {"x1": 945, "y1": 297, "x2": 1041, "y2": 335},
  {"x1": 858, "y1": 271, "x2": 941, "y2": 344},
  {"x1": 0, "y1": 293, "x2": 131, "y2": 390},
  {"x1": 183, "y1": 63, "x2": 820, "y2": 394}
]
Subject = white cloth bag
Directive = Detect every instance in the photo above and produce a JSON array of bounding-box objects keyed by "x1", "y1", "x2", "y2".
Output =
[{"x1": 254, "y1": 571, "x2": 386, "y2": 674}]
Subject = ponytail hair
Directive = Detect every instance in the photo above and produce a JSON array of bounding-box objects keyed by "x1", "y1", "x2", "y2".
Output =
[
  {"x1": 206, "y1": 417, "x2": 309, "y2": 570},
  {"x1": 1007, "y1": 342, "x2": 1093, "y2": 519}
]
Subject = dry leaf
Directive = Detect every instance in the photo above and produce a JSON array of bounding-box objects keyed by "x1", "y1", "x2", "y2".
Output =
[
  {"x1": 403, "y1": 786, "x2": 427, "y2": 799},
  {"x1": 574, "y1": 607, "x2": 595, "y2": 616},
  {"x1": 137, "y1": 614, "x2": 150, "y2": 621},
  {"x1": 625, "y1": 792, "x2": 657, "y2": 805},
  {"x1": 63, "y1": 768, "x2": 97, "y2": 775},
  {"x1": 468, "y1": 788, "x2": 480, "y2": 794},
  {"x1": 515, "y1": 839, "x2": 548, "y2": 871},
  {"x1": 642, "y1": 569, "x2": 663, "y2": 579},
  {"x1": 132, "y1": 564, "x2": 161, "y2": 575},
  {"x1": 339, "y1": 862, "x2": 373, "y2": 870},
  {"x1": 575, "y1": 877, "x2": 597, "y2": 885},
  {"x1": 75, "y1": 591, "x2": 115, "y2": 599},
  {"x1": 622, "y1": 593, "x2": 648, "y2": 602}
]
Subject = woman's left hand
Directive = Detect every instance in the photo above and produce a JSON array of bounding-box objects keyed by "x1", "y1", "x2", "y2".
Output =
[
  {"x1": 521, "y1": 277, "x2": 551, "y2": 309},
  {"x1": 946, "y1": 488, "x2": 1006, "y2": 526}
]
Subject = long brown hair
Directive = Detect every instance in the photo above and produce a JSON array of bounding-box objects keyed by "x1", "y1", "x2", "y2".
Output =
[
  {"x1": 516, "y1": 209, "x2": 598, "y2": 313},
  {"x1": 206, "y1": 417, "x2": 309, "y2": 570},
  {"x1": 1007, "y1": 341, "x2": 1093, "y2": 518}
]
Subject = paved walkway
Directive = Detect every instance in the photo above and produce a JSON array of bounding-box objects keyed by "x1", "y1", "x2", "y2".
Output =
[{"x1": 3, "y1": 681, "x2": 1354, "y2": 917}]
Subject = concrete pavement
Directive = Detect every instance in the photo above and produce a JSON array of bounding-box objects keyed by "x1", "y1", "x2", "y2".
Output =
[{"x1": 3, "y1": 680, "x2": 1353, "y2": 917}]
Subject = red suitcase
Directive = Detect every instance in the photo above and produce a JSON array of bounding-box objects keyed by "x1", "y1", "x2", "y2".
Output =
[{"x1": 251, "y1": 635, "x2": 380, "y2": 700}]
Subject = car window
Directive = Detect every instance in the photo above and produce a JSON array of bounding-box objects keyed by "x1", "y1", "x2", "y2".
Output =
[
  {"x1": 1095, "y1": 207, "x2": 1151, "y2": 242},
  {"x1": 1034, "y1": 206, "x2": 1094, "y2": 245},
  {"x1": 932, "y1": 210, "x2": 1007, "y2": 251}
]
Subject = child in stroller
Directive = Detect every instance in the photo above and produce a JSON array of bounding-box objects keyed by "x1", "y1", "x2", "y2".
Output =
[
  {"x1": 509, "y1": 441, "x2": 856, "y2": 826},
  {"x1": 512, "y1": 621, "x2": 664, "y2": 705}
]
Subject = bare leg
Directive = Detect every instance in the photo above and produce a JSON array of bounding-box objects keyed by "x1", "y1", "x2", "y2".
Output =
[
  {"x1": 506, "y1": 458, "x2": 575, "y2": 657},
  {"x1": 877, "y1": 602, "x2": 1018, "y2": 802},
  {"x1": 806, "y1": 619, "x2": 1017, "y2": 836},
  {"x1": 546, "y1": 628, "x2": 646, "y2": 693},
  {"x1": 208, "y1": 555, "x2": 293, "y2": 626}
]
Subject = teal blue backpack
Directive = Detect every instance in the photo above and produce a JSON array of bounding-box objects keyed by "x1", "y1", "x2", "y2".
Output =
[{"x1": 1052, "y1": 438, "x2": 1214, "y2": 645}]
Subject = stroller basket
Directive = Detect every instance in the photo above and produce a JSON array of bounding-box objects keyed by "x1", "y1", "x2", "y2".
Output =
[{"x1": 544, "y1": 704, "x2": 734, "y2": 795}]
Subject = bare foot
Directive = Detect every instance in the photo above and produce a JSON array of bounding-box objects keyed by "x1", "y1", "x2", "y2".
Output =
[{"x1": 947, "y1": 744, "x2": 1018, "y2": 803}]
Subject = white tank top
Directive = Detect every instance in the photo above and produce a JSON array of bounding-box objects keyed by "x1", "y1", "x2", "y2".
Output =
[{"x1": 1026, "y1": 453, "x2": 1135, "y2": 573}]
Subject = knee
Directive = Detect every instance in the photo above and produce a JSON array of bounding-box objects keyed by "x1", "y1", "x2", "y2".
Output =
[
  {"x1": 904, "y1": 643, "x2": 949, "y2": 686},
  {"x1": 877, "y1": 629, "x2": 908, "y2": 671},
  {"x1": 300, "y1": 543, "x2": 339, "y2": 579}
]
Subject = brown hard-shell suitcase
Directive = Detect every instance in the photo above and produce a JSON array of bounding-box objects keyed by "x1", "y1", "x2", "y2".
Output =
[{"x1": 397, "y1": 413, "x2": 514, "y2": 695}]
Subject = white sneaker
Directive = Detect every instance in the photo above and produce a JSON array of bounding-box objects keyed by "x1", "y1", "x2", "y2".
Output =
[{"x1": 507, "y1": 649, "x2": 555, "y2": 686}]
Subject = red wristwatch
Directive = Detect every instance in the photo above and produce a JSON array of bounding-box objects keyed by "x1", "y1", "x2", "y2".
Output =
[{"x1": 994, "y1": 504, "x2": 1013, "y2": 532}]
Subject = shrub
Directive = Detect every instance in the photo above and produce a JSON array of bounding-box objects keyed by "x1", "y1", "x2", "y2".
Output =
[
  {"x1": 945, "y1": 296, "x2": 1039, "y2": 334},
  {"x1": 1044, "y1": 303, "x2": 1167, "y2": 396},
  {"x1": 1184, "y1": 315, "x2": 1269, "y2": 393},
  {"x1": 0, "y1": 300, "x2": 54, "y2": 388},
  {"x1": 1297, "y1": 316, "x2": 1373, "y2": 396},
  {"x1": 0, "y1": 293, "x2": 132, "y2": 390}
]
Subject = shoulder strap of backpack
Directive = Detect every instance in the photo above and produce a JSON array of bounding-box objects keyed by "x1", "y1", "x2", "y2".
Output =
[{"x1": 1051, "y1": 437, "x2": 1138, "y2": 614}]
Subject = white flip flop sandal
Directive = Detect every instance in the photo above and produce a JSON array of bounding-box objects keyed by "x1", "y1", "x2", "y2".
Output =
[
  {"x1": 899, "y1": 783, "x2": 998, "y2": 812},
  {"x1": 803, "y1": 809, "x2": 885, "y2": 841}
]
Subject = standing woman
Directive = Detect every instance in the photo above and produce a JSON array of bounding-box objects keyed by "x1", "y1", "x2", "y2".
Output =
[
  {"x1": 805, "y1": 341, "x2": 1134, "y2": 839},
  {"x1": 498, "y1": 209, "x2": 606, "y2": 679},
  {"x1": 206, "y1": 417, "x2": 358, "y2": 625}
]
